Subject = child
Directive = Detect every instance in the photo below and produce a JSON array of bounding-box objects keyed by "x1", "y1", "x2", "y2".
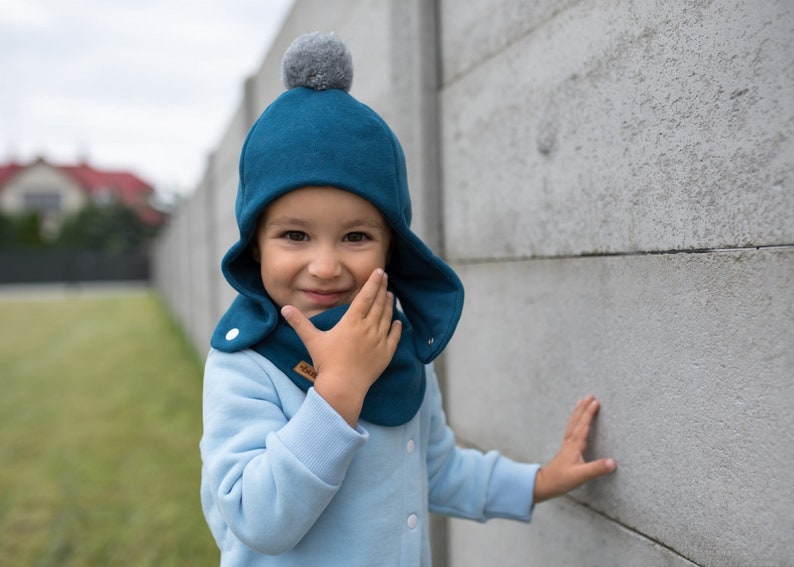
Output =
[{"x1": 200, "y1": 32, "x2": 616, "y2": 566}]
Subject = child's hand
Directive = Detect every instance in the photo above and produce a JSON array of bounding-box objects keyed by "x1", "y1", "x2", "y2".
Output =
[
  {"x1": 281, "y1": 268, "x2": 402, "y2": 427},
  {"x1": 533, "y1": 395, "x2": 616, "y2": 503}
]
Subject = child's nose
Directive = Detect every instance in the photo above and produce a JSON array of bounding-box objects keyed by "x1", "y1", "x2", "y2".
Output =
[{"x1": 307, "y1": 247, "x2": 342, "y2": 279}]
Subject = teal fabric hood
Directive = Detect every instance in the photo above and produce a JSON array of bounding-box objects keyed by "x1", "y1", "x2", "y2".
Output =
[{"x1": 211, "y1": 33, "x2": 463, "y2": 364}]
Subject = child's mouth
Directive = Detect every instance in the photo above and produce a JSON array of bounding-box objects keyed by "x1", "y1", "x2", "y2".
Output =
[{"x1": 302, "y1": 289, "x2": 348, "y2": 308}]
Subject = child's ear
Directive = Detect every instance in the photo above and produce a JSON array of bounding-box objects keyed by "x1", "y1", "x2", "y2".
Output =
[
  {"x1": 386, "y1": 232, "x2": 396, "y2": 265},
  {"x1": 251, "y1": 212, "x2": 266, "y2": 264},
  {"x1": 250, "y1": 241, "x2": 261, "y2": 264}
]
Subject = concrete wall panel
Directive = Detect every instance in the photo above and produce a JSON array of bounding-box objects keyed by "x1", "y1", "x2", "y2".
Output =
[
  {"x1": 438, "y1": 0, "x2": 579, "y2": 85},
  {"x1": 186, "y1": 179, "x2": 213, "y2": 350},
  {"x1": 441, "y1": 0, "x2": 794, "y2": 260},
  {"x1": 388, "y1": 0, "x2": 443, "y2": 249},
  {"x1": 445, "y1": 248, "x2": 794, "y2": 566},
  {"x1": 170, "y1": 207, "x2": 192, "y2": 333},
  {"x1": 448, "y1": 498, "x2": 698, "y2": 567},
  {"x1": 209, "y1": 103, "x2": 250, "y2": 316},
  {"x1": 337, "y1": 1, "x2": 392, "y2": 114}
]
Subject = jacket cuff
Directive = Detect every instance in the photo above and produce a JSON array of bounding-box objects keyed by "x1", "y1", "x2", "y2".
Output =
[
  {"x1": 485, "y1": 457, "x2": 541, "y2": 522},
  {"x1": 275, "y1": 388, "x2": 368, "y2": 486}
]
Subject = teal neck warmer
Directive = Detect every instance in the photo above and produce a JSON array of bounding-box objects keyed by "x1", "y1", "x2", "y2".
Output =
[{"x1": 252, "y1": 304, "x2": 425, "y2": 427}]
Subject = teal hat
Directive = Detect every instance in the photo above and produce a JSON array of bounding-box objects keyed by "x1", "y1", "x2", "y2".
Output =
[{"x1": 212, "y1": 32, "x2": 463, "y2": 363}]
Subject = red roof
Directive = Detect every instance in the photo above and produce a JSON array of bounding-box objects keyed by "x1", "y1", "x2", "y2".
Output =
[
  {"x1": 0, "y1": 161, "x2": 24, "y2": 187},
  {"x1": 0, "y1": 158, "x2": 166, "y2": 226}
]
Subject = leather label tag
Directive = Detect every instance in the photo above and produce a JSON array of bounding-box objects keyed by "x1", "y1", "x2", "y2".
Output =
[{"x1": 294, "y1": 360, "x2": 317, "y2": 382}]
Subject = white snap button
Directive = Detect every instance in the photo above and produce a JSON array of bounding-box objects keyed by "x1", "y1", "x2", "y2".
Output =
[
  {"x1": 407, "y1": 514, "x2": 418, "y2": 529},
  {"x1": 406, "y1": 439, "x2": 415, "y2": 454},
  {"x1": 225, "y1": 328, "x2": 239, "y2": 341},
  {"x1": 427, "y1": 336, "x2": 434, "y2": 346}
]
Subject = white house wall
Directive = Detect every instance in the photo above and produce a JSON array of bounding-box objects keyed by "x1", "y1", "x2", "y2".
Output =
[{"x1": 1, "y1": 162, "x2": 85, "y2": 214}]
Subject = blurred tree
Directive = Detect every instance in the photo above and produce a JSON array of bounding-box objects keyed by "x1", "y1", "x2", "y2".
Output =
[
  {"x1": 57, "y1": 204, "x2": 158, "y2": 254},
  {"x1": 0, "y1": 205, "x2": 160, "y2": 254},
  {"x1": 0, "y1": 211, "x2": 46, "y2": 249}
]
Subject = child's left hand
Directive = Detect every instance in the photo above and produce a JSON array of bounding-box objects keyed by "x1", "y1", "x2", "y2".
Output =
[{"x1": 533, "y1": 395, "x2": 616, "y2": 503}]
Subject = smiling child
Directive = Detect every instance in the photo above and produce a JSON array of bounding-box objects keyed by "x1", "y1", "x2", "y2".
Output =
[{"x1": 199, "y1": 32, "x2": 616, "y2": 566}]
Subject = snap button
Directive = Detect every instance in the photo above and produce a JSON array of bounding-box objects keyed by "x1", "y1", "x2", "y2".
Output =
[
  {"x1": 427, "y1": 336, "x2": 434, "y2": 346},
  {"x1": 406, "y1": 439, "x2": 415, "y2": 454},
  {"x1": 406, "y1": 514, "x2": 418, "y2": 529},
  {"x1": 225, "y1": 328, "x2": 239, "y2": 341}
]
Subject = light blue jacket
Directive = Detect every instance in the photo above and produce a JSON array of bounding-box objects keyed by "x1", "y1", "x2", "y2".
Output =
[{"x1": 200, "y1": 349, "x2": 540, "y2": 566}]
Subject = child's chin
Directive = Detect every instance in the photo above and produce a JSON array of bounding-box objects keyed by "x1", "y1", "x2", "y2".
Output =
[{"x1": 300, "y1": 305, "x2": 335, "y2": 318}]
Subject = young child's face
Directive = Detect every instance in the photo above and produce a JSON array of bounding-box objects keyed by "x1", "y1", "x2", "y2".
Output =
[{"x1": 253, "y1": 186, "x2": 392, "y2": 318}]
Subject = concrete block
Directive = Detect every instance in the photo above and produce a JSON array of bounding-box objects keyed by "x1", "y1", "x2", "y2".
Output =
[
  {"x1": 388, "y1": 0, "x2": 443, "y2": 250},
  {"x1": 448, "y1": 497, "x2": 698, "y2": 567},
  {"x1": 185, "y1": 182, "x2": 213, "y2": 351},
  {"x1": 337, "y1": 0, "x2": 391, "y2": 113},
  {"x1": 210, "y1": 104, "x2": 249, "y2": 316},
  {"x1": 168, "y1": 208, "x2": 191, "y2": 329},
  {"x1": 151, "y1": 222, "x2": 175, "y2": 300},
  {"x1": 439, "y1": 0, "x2": 578, "y2": 84},
  {"x1": 441, "y1": 0, "x2": 794, "y2": 259},
  {"x1": 444, "y1": 248, "x2": 794, "y2": 566}
]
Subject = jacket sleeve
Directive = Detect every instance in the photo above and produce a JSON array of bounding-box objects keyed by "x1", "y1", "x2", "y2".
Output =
[
  {"x1": 424, "y1": 365, "x2": 540, "y2": 522},
  {"x1": 200, "y1": 349, "x2": 368, "y2": 554}
]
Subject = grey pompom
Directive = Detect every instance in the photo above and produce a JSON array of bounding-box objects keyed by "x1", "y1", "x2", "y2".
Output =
[{"x1": 282, "y1": 32, "x2": 353, "y2": 92}]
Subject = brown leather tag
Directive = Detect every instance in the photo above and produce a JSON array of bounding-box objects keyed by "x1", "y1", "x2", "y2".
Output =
[{"x1": 293, "y1": 360, "x2": 317, "y2": 382}]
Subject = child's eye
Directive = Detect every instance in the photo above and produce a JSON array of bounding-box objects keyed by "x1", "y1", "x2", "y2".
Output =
[
  {"x1": 344, "y1": 232, "x2": 370, "y2": 243},
  {"x1": 282, "y1": 231, "x2": 308, "y2": 242}
]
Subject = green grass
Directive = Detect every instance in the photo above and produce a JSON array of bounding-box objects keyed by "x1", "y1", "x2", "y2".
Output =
[{"x1": 0, "y1": 289, "x2": 218, "y2": 566}]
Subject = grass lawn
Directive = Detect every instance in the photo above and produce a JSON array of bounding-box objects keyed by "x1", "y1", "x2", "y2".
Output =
[{"x1": 0, "y1": 288, "x2": 218, "y2": 566}]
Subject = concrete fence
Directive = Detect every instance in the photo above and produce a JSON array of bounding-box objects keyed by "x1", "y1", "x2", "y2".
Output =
[{"x1": 153, "y1": 1, "x2": 794, "y2": 565}]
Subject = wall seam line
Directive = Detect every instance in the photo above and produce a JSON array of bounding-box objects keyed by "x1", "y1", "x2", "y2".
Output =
[
  {"x1": 452, "y1": 437, "x2": 707, "y2": 565},
  {"x1": 440, "y1": 0, "x2": 586, "y2": 89},
  {"x1": 450, "y1": 243, "x2": 794, "y2": 266},
  {"x1": 566, "y1": 496, "x2": 704, "y2": 567}
]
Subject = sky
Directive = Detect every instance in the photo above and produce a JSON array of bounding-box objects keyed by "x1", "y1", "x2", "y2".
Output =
[{"x1": 0, "y1": 0, "x2": 294, "y2": 198}]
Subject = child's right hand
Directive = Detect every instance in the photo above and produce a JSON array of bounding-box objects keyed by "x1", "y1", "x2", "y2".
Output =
[{"x1": 281, "y1": 268, "x2": 403, "y2": 427}]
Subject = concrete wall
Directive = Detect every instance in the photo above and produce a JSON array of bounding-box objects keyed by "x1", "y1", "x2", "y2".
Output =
[
  {"x1": 153, "y1": 0, "x2": 794, "y2": 565},
  {"x1": 439, "y1": 1, "x2": 794, "y2": 566}
]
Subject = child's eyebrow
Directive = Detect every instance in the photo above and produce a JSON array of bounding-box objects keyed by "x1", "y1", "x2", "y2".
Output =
[
  {"x1": 339, "y1": 217, "x2": 387, "y2": 231},
  {"x1": 266, "y1": 216, "x2": 386, "y2": 231},
  {"x1": 265, "y1": 216, "x2": 310, "y2": 229}
]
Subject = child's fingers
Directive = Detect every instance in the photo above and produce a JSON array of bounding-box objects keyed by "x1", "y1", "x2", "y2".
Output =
[
  {"x1": 386, "y1": 317, "x2": 403, "y2": 352},
  {"x1": 281, "y1": 305, "x2": 319, "y2": 345},
  {"x1": 377, "y1": 290, "x2": 396, "y2": 333},
  {"x1": 564, "y1": 395, "x2": 595, "y2": 438},
  {"x1": 349, "y1": 268, "x2": 386, "y2": 318},
  {"x1": 576, "y1": 457, "x2": 617, "y2": 483},
  {"x1": 366, "y1": 272, "x2": 391, "y2": 325},
  {"x1": 572, "y1": 396, "x2": 599, "y2": 429},
  {"x1": 563, "y1": 396, "x2": 602, "y2": 454}
]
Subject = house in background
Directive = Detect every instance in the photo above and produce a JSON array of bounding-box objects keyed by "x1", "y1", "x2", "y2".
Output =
[{"x1": 0, "y1": 157, "x2": 165, "y2": 238}]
